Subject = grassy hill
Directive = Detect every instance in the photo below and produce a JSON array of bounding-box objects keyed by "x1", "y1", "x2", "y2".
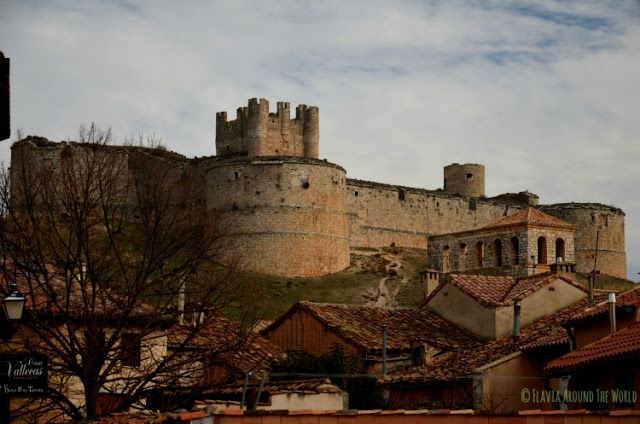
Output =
[
  {"x1": 234, "y1": 248, "x2": 637, "y2": 321},
  {"x1": 239, "y1": 247, "x2": 427, "y2": 320},
  {"x1": 574, "y1": 272, "x2": 637, "y2": 293}
]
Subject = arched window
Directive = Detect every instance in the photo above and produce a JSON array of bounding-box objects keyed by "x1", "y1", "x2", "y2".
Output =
[
  {"x1": 476, "y1": 241, "x2": 484, "y2": 268},
  {"x1": 459, "y1": 243, "x2": 468, "y2": 271},
  {"x1": 556, "y1": 238, "x2": 565, "y2": 263},
  {"x1": 510, "y1": 237, "x2": 520, "y2": 265},
  {"x1": 493, "y1": 239, "x2": 503, "y2": 267},
  {"x1": 537, "y1": 237, "x2": 547, "y2": 265},
  {"x1": 443, "y1": 245, "x2": 451, "y2": 273}
]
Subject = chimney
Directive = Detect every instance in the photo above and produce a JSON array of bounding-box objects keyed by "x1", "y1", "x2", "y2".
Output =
[
  {"x1": 608, "y1": 293, "x2": 617, "y2": 333},
  {"x1": 513, "y1": 300, "x2": 522, "y2": 340}
]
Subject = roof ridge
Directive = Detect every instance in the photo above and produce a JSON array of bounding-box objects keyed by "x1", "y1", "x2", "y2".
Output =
[
  {"x1": 501, "y1": 276, "x2": 529, "y2": 302},
  {"x1": 482, "y1": 207, "x2": 576, "y2": 231}
]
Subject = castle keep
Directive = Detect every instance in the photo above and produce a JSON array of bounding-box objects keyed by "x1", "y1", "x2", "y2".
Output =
[{"x1": 10, "y1": 98, "x2": 627, "y2": 279}]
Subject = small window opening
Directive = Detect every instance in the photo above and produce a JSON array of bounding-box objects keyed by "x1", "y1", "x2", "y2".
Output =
[
  {"x1": 511, "y1": 237, "x2": 520, "y2": 265},
  {"x1": 234, "y1": 171, "x2": 239, "y2": 179},
  {"x1": 120, "y1": 333, "x2": 141, "y2": 367},
  {"x1": 459, "y1": 243, "x2": 468, "y2": 271},
  {"x1": 476, "y1": 241, "x2": 484, "y2": 268},
  {"x1": 442, "y1": 245, "x2": 451, "y2": 273},
  {"x1": 466, "y1": 173, "x2": 473, "y2": 180},
  {"x1": 398, "y1": 189, "x2": 405, "y2": 201},
  {"x1": 556, "y1": 238, "x2": 565, "y2": 263},
  {"x1": 412, "y1": 344, "x2": 426, "y2": 366},
  {"x1": 302, "y1": 181, "x2": 310, "y2": 189},
  {"x1": 354, "y1": 191, "x2": 358, "y2": 197},
  {"x1": 538, "y1": 237, "x2": 547, "y2": 265},
  {"x1": 493, "y1": 239, "x2": 503, "y2": 267}
]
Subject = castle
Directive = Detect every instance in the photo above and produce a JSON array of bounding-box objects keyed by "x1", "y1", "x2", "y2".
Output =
[{"x1": 10, "y1": 98, "x2": 627, "y2": 279}]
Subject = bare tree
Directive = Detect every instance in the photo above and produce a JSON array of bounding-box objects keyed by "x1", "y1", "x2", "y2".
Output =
[{"x1": 0, "y1": 124, "x2": 256, "y2": 421}]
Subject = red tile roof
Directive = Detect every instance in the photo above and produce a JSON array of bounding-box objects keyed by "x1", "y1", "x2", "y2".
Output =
[
  {"x1": 168, "y1": 316, "x2": 286, "y2": 375},
  {"x1": 384, "y1": 295, "x2": 608, "y2": 384},
  {"x1": 190, "y1": 378, "x2": 344, "y2": 397},
  {"x1": 482, "y1": 208, "x2": 576, "y2": 231},
  {"x1": 567, "y1": 286, "x2": 640, "y2": 325},
  {"x1": 545, "y1": 320, "x2": 640, "y2": 373},
  {"x1": 263, "y1": 301, "x2": 482, "y2": 353},
  {"x1": 429, "y1": 273, "x2": 586, "y2": 307},
  {"x1": 0, "y1": 262, "x2": 161, "y2": 322}
]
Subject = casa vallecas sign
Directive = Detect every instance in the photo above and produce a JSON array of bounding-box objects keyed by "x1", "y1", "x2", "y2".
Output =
[{"x1": 0, "y1": 353, "x2": 47, "y2": 396}]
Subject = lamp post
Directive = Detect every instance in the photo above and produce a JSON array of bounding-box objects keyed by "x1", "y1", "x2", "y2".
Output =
[
  {"x1": 3, "y1": 282, "x2": 25, "y2": 322},
  {"x1": 1, "y1": 281, "x2": 26, "y2": 422}
]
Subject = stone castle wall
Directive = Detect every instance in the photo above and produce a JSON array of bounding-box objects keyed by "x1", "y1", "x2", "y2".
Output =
[
  {"x1": 9, "y1": 99, "x2": 628, "y2": 279},
  {"x1": 346, "y1": 179, "x2": 523, "y2": 250},
  {"x1": 201, "y1": 156, "x2": 349, "y2": 277},
  {"x1": 540, "y1": 204, "x2": 626, "y2": 279}
]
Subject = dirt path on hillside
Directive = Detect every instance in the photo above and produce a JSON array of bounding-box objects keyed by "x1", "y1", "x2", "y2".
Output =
[{"x1": 358, "y1": 249, "x2": 410, "y2": 307}]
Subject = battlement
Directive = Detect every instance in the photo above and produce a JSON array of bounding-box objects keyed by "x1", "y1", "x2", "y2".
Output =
[{"x1": 215, "y1": 98, "x2": 319, "y2": 159}]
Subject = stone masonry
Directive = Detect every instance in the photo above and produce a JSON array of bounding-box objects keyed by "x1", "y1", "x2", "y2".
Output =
[{"x1": 9, "y1": 98, "x2": 628, "y2": 279}]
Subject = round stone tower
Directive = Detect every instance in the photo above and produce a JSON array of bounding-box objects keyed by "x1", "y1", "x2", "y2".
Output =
[
  {"x1": 210, "y1": 99, "x2": 347, "y2": 277},
  {"x1": 202, "y1": 156, "x2": 350, "y2": 278},
  {"x1": 540, "y1": 203, "x2": 627, "y2": 279},
  {"x1": 443, "y1": 163, "x2": 485, "y2": 197}
]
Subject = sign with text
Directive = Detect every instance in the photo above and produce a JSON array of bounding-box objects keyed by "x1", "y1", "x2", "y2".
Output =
[{"x1": 0, "y1": 353, "x2": 47, "y2": 396}]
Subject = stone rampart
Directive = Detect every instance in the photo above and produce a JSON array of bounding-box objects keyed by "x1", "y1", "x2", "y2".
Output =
[
  {"x1": 540, "y1": 203, "x2": 626, "y2": 279},
  {"x1": 203, "y1": 156, "x2": 349, "y2": 277}
]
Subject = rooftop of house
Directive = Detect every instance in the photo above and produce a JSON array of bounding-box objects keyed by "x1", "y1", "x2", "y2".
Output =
[
  {"x1": 189, "y1": 378, "x2": 344, "y2": 397},
  {"x1": 1, "y1": 261, "x2": 164, "y2": 324},
  {"x1": 168, "y1": 316, "x2": 286, "y2": 376},
  {"x1": 426, "y1": 273, "x2": 587, "y2": 307},
  {"x1": 566, "y1": 286, "x2": 640, "y2": 325},
  {"x1": 430, "y1": 208, "x2": 576, "y2": 240},
  {"x1": 262, "y1": 301, "x2": 483, "y2": 354},
  {"x1": 545, "y1": 320, "x2": 640, "y2": 374},
  {"x1": 482, "y1": 207, "x2": 576, "y2": 231},
  {"x1": 384, "y1": 294, "x2": 608, "y2": 384}
]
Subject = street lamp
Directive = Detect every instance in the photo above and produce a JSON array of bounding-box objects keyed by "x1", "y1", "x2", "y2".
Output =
[
  {"x1": 2, "y1": 282, "x2": 25, "y2": 321},
  {"x1": 1, "y1": 282, "x2": 26, "y2": 424}
]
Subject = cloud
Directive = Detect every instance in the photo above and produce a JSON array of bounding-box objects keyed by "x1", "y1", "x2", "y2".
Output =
[{"x1": 1, "y1": 0, "x2": 639, "y2": 278}]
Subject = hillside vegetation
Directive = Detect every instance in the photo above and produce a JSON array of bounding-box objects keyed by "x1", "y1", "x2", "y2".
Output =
[
  {"x1": 574, "y1": 272, "x2": 637, "y2": 293},
  {"x1": 242, "y1": 247, "x2": 427, "y2": 320},
  {"x1": 236, "y1": 248, "x2": 637, "y2": 321}
]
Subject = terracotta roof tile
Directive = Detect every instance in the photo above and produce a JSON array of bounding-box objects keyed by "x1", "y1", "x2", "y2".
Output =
[
  {"x1": 440, "y1": 273, "x2": 586, "y2": 307},
  {"x1": 264, "y1": 302, "x2": 482, "y2": 353},
  {"x1": 482, "y1": 208, "x2": 576, "y2": 231},
  {"x1": 545, "y1": 320, "x2": 640, "y2": 373},
  {"x1": 385, "y1": 294, "x2": 608, "y2": 384},
  {"x1": 1, "y1": 262, "x2": 160, "y2": 321},
  {"x1": 191, "y1": 378, "x2": 343, "y2": 397},
  {"x1": 168, "y1": 316, "x2": 286, "y2": 375},
  {"x1": 567, "y1": 286, "x2": 640, "y2": 325}
]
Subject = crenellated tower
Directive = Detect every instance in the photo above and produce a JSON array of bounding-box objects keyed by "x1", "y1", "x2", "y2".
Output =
[{"x1": 215, "y1": 98, "x2": 319, "y2": 158}]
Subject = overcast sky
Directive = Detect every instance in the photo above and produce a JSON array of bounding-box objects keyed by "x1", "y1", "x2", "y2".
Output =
[{"x1": 1, "y1": 0, "x2": 639, "y2": 280}]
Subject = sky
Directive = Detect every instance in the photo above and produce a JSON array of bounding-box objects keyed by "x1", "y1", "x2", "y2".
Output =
[{"x1": 1, "y1": 0, "x2": 639, "y2": 280}]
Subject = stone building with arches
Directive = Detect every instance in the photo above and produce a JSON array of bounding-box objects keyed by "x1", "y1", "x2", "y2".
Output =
[
  {"x1": 427, "y1": 208, "x2": 576, "y2": 276},
  {"x1": 10, "y1": 98, "x2": 628, "y2": 279}
]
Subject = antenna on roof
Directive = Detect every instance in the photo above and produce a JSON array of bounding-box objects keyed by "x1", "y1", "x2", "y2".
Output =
[{"x1": 590, "y1": 227, "x2": 601, "y2": 305}]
